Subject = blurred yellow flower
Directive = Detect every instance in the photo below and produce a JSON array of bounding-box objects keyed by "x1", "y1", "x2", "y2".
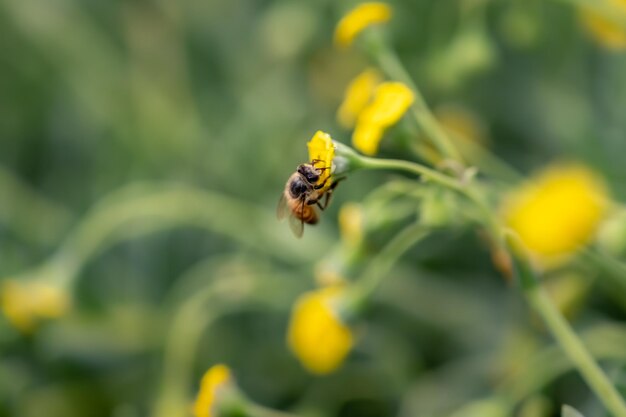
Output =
[
  {"x1": 339, "y1": 203, "x2": 365, "y2": 248},
  {"x1": 193, "y1": 364, "x2": 232, "y2": 417},
  {"x1": 307, "y1": 130, "x2": 335, "y2": 188},
  {"x1": 334, "y1": 2, "x2": 392, "y2": 48},
  {"x1": 579, "y1": 0, "x2": 626, "y2": 50},
  {"x1": 337, "y1": 69, "x2": 382, "y2": 129},
  {"x1": 287, "y1": 286, "x2": 353, "y2": 374},
  {"x1": 352, "y1": 82, "x2": 414, "y2": 155},
  {"x1": 1, "y1": 279, "x2": 70, "y2": 332},
  {"x1": 502, "y1": 163, "x2": 609, "y2": 261}
]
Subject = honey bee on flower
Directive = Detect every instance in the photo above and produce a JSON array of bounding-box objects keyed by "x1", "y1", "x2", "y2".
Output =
[{"x1": 277, "y1": 131, "x2": 344, "y2": 237}]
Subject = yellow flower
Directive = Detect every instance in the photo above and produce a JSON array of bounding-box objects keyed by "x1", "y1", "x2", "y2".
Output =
[
  {"x1": 193, "y1": 364, "x2": 232, "y2": 417},
  {"x1": 579, "y1": 0, "x2": 626, "y2": 50},
  {"x1": 1, "y1": 279, "x2": 70, "y2": 332},
  {"x1": 337, "y1": 69, "x2": 382, "y2": 129},
  {"x1": 334, "y1": 2, "x2": 392, "y2": 48},
  {"x1": 287, "y1": 286, "x2": 354, "y2": 374},
  {"x1": 307, "y1": 130, "x2": 335, "y2": 188},
  {"x1": 339, "y1": 203, "x2": 364, "y2": 247},
  {"x1": 352, "y1": 82, "x2": 414, "y2": 155},
  {"x1": 502, "y1": 163, "x2": 609, "y2": 262}
]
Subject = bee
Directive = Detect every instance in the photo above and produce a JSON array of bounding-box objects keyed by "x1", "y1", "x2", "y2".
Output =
[{"x1": 277, "y1": 161, "x2": 342, "y2": 237}]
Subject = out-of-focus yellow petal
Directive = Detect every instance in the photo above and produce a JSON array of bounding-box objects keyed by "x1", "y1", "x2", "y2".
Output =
[
  {"x1": 359, "y1": 82, "x2": 414, "y2": 127},
  {"x1": 334, "y1": 3, "x2": 392, "y2": 48},
  {"x1": 193, "y1": 364, "x2": 232, "y2": 417},
  {"x1": 339, "y1": 203, "x2": 364, "y2": 247},
  {"x1": 351, "y1": 82, "x2": 414, "y2": 155},
  {"x1": 501, "y1": 163, "x2": 609, "y2": 263},
  {"x1": 352, "y1": 122, "x2": 384, "y2": 156},
  {"x1": 0, "y1": 280, "x2": 70, "y2": 332},
  {"x1": 287, "y1": 286, "x2": 353, "y2": 374},
  {"x1": 579, "y1": 0, "x2": 626, "y2": 50},
  {"x1": 337, "y1": 69, "x2": 382, "y2": 129}
]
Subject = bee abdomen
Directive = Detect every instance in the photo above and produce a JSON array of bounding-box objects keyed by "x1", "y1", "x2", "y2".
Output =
[{"x1": 301, "y1": 206, "x2": 318, "y2": 224}]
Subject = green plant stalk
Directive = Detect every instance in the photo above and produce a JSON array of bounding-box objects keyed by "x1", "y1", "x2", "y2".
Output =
[
  {"x1": 350, "y1": 153, "x2": 501, "y2": 238},
  {"x1": 361, "y1": 30, "x2": 462, "y2": 162},
  {"x1": 525, "y1": 285, "x2": 626, "y2": 417},
  {"x1": 511, "y1": 243, "x2": 626, "y2": 417},
  {"x1": 348, "y1": 222, "x2": 429, "y2": 313}
]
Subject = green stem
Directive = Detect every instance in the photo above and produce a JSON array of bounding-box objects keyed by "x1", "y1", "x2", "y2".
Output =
[
  {"x1": 349, "y1": 222, "x2": 429, "y2": 312},
  {"x1": 353, "y1": 154, "x2": 500, "y2": 238},
  {"x1": 362, "y1": 30, "x2": 462, "y2": 162},
  {"x1": 510, "y1": 241, "x2": 626, "y2": 417},
  {"x1": 525, "y1": 285, "x2": 626, "y2": 417},
  {"x1": 356, "y1": 155, "x2": 464, "y2": 192}
]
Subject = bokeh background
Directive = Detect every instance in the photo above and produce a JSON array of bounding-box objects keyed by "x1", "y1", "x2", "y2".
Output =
[{"x1": 1, "y1": 0, "x2": 626, "y2": 416}]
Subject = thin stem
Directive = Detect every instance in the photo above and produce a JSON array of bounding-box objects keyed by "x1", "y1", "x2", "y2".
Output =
[
  {"x1": 349, "y1": 222, "x2": 429, "y2": 312},
  {"x1": 362, "y1": 30, "x2": 462, "y2": 162},
  {"x1": 354, "y1": 155, "x2": 500, "y2": 238},
  {"x1": 356, "y1": 155, "x2": 464, "y2": 192},
  {"x1": 525, "y1": 284, "x2": 626, "y2": 417}
]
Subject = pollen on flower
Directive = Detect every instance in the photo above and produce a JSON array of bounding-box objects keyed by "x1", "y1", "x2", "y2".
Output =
[
  {"x1": 193, "y1": 364, "x2": 232, "y2": 417},
  {"x1": 334, "y1": 2, "x2": 392, "y2": 48},
  {"x1": 501, "y1": 163, "x2": 609, "y2": 263},
  {"x1": 307, "y1": 130, "x2": 335, "y2": 187},
  {"x1": 0, "y1": 280, "x2": 70, "y2": 333},
  {"x1": 287, "y1": 286, "x2": 353, "y2": 374},
  {"x1": 351, "y1": 82, "x2": 414, "y2": 155},
  {"x1": 337, "y1": 69, "x2": 382, "y2": 129}
]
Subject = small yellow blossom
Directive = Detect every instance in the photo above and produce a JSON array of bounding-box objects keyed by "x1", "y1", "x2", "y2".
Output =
[
  {"x1": 352, "y1": 82, "x2": 414, "y2": 155},
  {"x1": 339, "y1": 203, "x2": 364, "y2": 247},
  {"x1": 287, "y1": 286, "x2": 353, "y2": 374},
  {"x1": 193, "y1": 364, "x2": 232, "y2": 417},
  {"x1": 337, "y1": 69, "x2": 382, "y2": 129},
  {"x1": 334, "y1": 2, "x2": 392, "y2": 48},
  {"x1": 579, "y1": 0, "x2": 626, "y2": 50},
  {"x1": 1, "y1": 279, "x2": 70, "y2": 332},
  {"x1": 307, "y1": 130, "x2": 335, "y2": 188},
  {"x1": 501, "y1": 163, "x2": 609, "y2": 262}
]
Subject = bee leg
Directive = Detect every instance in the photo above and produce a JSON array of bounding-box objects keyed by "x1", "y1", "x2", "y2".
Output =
[
  {"x1": 320, "y1": 177, "x2": 345, "y2": 210},
  {"x1": 313, "y1": 176, "x2": 331, "y2": 190}
]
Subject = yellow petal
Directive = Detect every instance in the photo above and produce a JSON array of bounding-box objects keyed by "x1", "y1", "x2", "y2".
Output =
[
  {"x1": 287, "y1": 287, "x2": 353, "y2": 374},
  {"x1": 501, "y1": 163, "x2": 609, "y2": 264},
  {"x1": 193, "y1": 364, "x2": 232, "y2": 417},
  {"x1": 352, "y1": 122, "x2": 384, "y2": 156},
  {"x1": 359, "y1": 82, "x2": 414, "y2": 128},
  {"x1": 334, "y1": 2, "x2": 392, "y2": 48},
  {"x1": 0, "y1": 280, "x2": 70, "y2": 333},
  {"x1": 337, "y1": 69, "x2": 382, "y2": 129},
  {"x1": 579, "y1": 0, "x2": 626, "y2": 50},
  {"x1": 351, "y1": 82, "x2": 414, "y2": 155},
  {"x1": 339, "y1": 203, "x2": 365, "y2": 247},
  {"x1": 307, "y1": 130, "x2": 335, "y2": 186}
]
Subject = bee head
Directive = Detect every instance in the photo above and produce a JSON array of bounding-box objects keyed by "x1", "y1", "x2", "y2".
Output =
[{"x1": 297, "y1": 164, "x2": 321, "y2": 185}]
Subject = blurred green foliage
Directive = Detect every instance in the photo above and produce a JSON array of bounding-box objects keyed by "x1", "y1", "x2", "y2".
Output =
[{"x1": 1, "y1": 1, "x2": 626, "y2": 417}]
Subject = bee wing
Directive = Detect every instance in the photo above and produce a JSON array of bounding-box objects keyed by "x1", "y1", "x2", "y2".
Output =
[
  {"x1": 277, "y1": 193, "x2": 304, "y2": 238},
  {"x1": 277, "y1": 193, "x2": 289, "y2": 220},
  {"x1": 288, "y1": 206, "x2": 305, "y2": 238}
]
